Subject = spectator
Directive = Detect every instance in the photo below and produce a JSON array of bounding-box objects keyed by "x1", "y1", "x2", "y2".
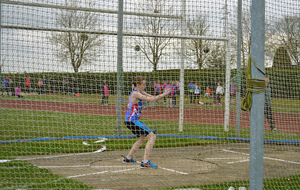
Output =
[
  {"x1": 189, "y1": 81, "x2": 195, "y2": 104},
  {"x1": 49, "y1": 76, "x2": 55, "y2": 95},
  {"x1": 70, "y1": 77, "x2": 77, "y2": 96},
  {"x1": 205, "y1": 86, "x2": 212, "y2": 98},
  {"x1": 2, "y1": 76, "x2": 9, "y2": 96},
  {"x1": 194, "y1": 82, "x2": 201, "y2": 105},
  {"x1": 173, "y1": 79, "x2": 180, "y2": 106},
  {"x1": 264, "y1": 76, "x2": 277, "y2": 131},
  {"x1": 216, "y1": 82, "x2": 224, "y2": 105},
  {"x1": 101, "y1": 80, "x2": 106, "y2": 105},
  {"x1": 103, "y1": 82, "x2": 109, "y2": 105},
  {"x1": 1, "y1": 77, "x2": 4, "y2": 96},
  {"x1": 15, "y1": 86, "x2": 23, "y2": 98},
  {"x1": 63, "y1": 76, "x2": 69, "y2": 95},
  {"x1": 42, "y1": 75, "x2": 48, "y2": 94},
  {"x1": 211, "y1": 78, "x2": 218, "y2": 104},
  {"x1": 10, "y1": 77, "x2": 15, "y2": 96},
  {"x1": 25, "y1": 76, "x2": 31, "y2": 94},
  {"x1": 37, "y1": 78, "x2": 43, "y2": 95},
  {"x1": 4, "y1": 76, "x2": 10, "y2": 96}
]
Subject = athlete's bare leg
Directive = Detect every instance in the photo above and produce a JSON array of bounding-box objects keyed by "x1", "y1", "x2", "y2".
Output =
[
  {"x1": 143, "y1": 132, "x2": 156, "y2": 162},
  {"x1": 127, "y1": 136, "x2": 146, "y2": 158}
]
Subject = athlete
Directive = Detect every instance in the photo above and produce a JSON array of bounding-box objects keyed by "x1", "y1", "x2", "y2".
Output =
[{"x1": 123, "y1": 76, "x2": 171, "y2": 168}]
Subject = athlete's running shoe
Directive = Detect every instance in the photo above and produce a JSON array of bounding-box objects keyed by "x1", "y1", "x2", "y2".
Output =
[
  {"x1": 141, "y1": 160, "x2": 158, "y2": 168},
  {"x1": 123, "y1": 157, "x2": 137, "y2": 163}
]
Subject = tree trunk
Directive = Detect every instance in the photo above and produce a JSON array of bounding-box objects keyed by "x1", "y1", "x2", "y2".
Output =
[
  {"x1": 73, "y1": 67, "x2": 78, "y2": 73},
  {"x1": 197, "y1": 58, "x2": 203, "y2": 70},
  {"x1": 153, "y1": 63, "x2": 157, "y2": 71}
]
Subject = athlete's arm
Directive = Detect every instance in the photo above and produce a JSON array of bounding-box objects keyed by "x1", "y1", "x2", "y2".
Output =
[
  {"x1": 132, "y1": 88, "x2": 171, "y2": 103},
  {"x1": 141, "y1": 91, "x2": 152, "y2": 97}
]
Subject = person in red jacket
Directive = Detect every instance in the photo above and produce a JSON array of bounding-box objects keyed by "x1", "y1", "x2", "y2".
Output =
[
  {"x1": 25, "y1": 76, "x2": 30, "y2": 94},
  {"x1": 205, "y1": 86, "x2": 212, "y2": 98}
]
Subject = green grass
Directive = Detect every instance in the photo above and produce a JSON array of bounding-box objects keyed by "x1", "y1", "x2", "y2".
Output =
[
  {"x1": 159, "y1": 174, "x2": 300, "y2": 190},
  {"x1": 1, "y1": 108, "x2": 299, "y2": 158},
  {"x1": 0, "y1": 160, "x2": 299, "y2": 190},
  {"x1": 272, "y1": 98, "x2": 300, "y2": 113},
  {"x1": 0, "y1": 160, "x2": 94, "y2": 190},
  {"x1": 3, "y1": 93, "x2": 128, "y2": 104}
]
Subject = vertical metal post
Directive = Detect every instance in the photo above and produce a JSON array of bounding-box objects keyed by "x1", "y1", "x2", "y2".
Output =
[
  {"x1": 0, "y1": 0, "x2": 2, "y2": 105},
  {"x1": 179, "y1": 0, "x2": 186, "y2": 132},
  {"x1": 249, "y1": 0, "x2": 265, "y2": 190},
  {"x1": 224, "y1": 40, "x2": 231, "y2": 131},
  {"x1": 224, "y1": 0, "x2": 228, "y2": 36},
  {"x1": 235, "y1": 0, "x2": 242, "y2": 137},
  {"x1": 223, "y1": 0, "x2": 230, "y2": 131},
  {"x1": 116, "y1": 0, "x2": 124, "y2": 135}
]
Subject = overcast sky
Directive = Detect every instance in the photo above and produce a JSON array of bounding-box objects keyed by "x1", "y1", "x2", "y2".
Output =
[{"x1": 1, "y1": 0, "x2": 299, "y2": 73}]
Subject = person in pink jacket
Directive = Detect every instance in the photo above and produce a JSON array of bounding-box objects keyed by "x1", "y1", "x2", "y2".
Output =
[
  {"x1": 103, "y1": 83, "x2": 109, "y2": 105},
  {"x1": 15, "y1": 86, "x2": 23, "y2": 98}
]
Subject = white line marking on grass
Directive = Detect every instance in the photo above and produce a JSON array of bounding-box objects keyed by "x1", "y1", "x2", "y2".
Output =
[
  {"x1": 39, "y1": 165, "x2": 140, "y2": 169},
  {"x1": 222, "y1": 149, "x2": 249, "y2": 156},
  {"x1": 158, "y1": 166, "x2": 188, "y2": 175},
  {"x1": 223, "y1": 149, "x2": 300, "y2": 165},
  {"x1": 263, "y1": 156, "x2": 300, "y2": 165},
  {"x1": 91, "y1": 165, "x2": 140, "y2": 168},
  {"x1": 67, "y1": 171, "x2": 109, "y2": 178},
  {"x1": 0, "y1": 160, "x2": 12, "y2": 163},
  {"x1": 111, "y1": 168, "x2": 139, "y2": 173},
  {"x1": 39, "y1": 165, "x2": 90, "y2": 168},
  {"x1": 67, "y1": 168, "x2": 139, "y2": 178},
  {"x1": 83, "y1": 138, "x2": 107, "y2": 146},
  {"x1": 227, "y1": 159, "x2": 250, "y2": 164},
  {"x1": 205, "y1": 157, "x2": 248, "y2": 160}
]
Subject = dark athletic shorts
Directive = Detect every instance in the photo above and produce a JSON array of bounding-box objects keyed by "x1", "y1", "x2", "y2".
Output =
[{"x1": 124, "y1": 121, "x2": 150, "y2": 137}]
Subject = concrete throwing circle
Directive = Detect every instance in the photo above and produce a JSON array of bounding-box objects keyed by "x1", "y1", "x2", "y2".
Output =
[{"x1": 89, "y1": 158, "x2": 218, "y2": 176}]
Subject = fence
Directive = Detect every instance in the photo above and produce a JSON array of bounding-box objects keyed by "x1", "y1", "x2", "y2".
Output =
[{"x1": 0, "y1": 0, "x2": 299, "y2": 189}]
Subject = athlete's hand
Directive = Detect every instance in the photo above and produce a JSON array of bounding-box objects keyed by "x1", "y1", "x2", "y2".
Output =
[{"x1": 165, "y1": 86, "x2": 171, "y2": 94}]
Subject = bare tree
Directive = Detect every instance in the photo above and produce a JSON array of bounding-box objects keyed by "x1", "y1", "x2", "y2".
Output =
[
  {"x1": 185, "y1": 14, "x2": 210, "y2": 69},
  {"x1": 134, "y1": 0, "x2": 178, "y2": 71},
  {"x1": 205, "y1": 42, "x2": 226, "y2": 69},
  {"x1": 229, "y1": 9, "x2": 252, "y2": 68},
  {"x1": 49, "y1": 0, "x2": 104, "y2": 73},
  {"x1": 272, "y1": 16, "x2": 300, "y2": 66}
]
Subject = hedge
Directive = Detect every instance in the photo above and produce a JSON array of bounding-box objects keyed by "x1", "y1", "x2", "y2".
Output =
[{"x1": 1, "y1": 68, "x2": 298, "y2": 99}]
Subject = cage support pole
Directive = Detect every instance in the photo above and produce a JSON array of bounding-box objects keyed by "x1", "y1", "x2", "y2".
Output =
[
  {"x1": 116, "y1": 0, "x2": 124, "y2": 135},
  {"x1": 235, "y1": 0, "x2": 242, "y2": 136},
  {"x1": 249, "y1": 0, "x2": 265, "y2": 189},
  {"x1": 179, "y1": 0, "x2": 186, "y2": 132}
]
